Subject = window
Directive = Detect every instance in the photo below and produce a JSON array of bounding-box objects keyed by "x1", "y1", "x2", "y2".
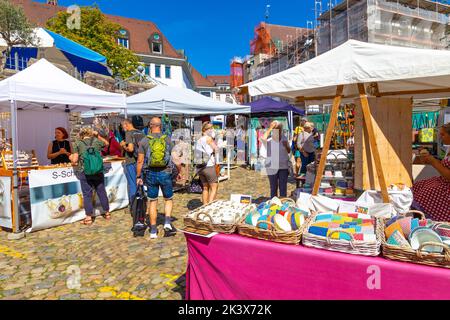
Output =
[
  {"x1": 117, "y1": 29, "x2": 130, "y2": 49},
  {"x1": 155, "y1": 65, "x2": 161, "y2": 78},
  {"x1": 200, "y1": 91, "x2": 211, "y2": 98},
  {"x1": 144, "y1": 65, "x2": 150, "y2": 76},
  {"x1": 165, "y1": 66, "x2": 171, "y2": 79},
  {"x1": 150, "y1": 33, "x2": 163, "y2": 54}
]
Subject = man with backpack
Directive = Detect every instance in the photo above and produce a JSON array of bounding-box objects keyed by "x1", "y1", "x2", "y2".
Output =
[
  {"x1": 120, "y1": 119, "x2": 145, "y2": 206},
  {"x1": 136, "y1": 117, "x2": 177, "y2": 240}
]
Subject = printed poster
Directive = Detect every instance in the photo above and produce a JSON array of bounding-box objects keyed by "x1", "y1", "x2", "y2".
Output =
[
  {"x1": 0, "y1": 176, "x2": 12, "y2": 229},
  {"x1": 27, "y1": 162, "x2": 129, "y2": 232}
]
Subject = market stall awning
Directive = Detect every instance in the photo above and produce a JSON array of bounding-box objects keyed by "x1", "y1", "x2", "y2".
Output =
[
  {"x1": 247, "y1": 97, "x2": 305, "y2": 115},
  {"x1": 240, "y1": 40, "x2": 450, "y2": 104},
  {"x1": 1, "y1": 28, "x2": 110, "y2": 75},
  {"x1": 126, "y1": 85, "x2": 251, "y2": 115},
  {"x1": 43, "y1": 29, "x2": 107, "y2": 64},
  {"x1": 0, "y1": 58, "x2": 126, "y2": 111}
]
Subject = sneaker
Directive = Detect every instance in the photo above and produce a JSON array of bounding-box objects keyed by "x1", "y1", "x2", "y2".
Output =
[
  {"x1": 150, "y1": 232, "x2": 158, "y2": 240},
  {"x1": 164, "y1": 224, "x2": 177, "y2": 237}
]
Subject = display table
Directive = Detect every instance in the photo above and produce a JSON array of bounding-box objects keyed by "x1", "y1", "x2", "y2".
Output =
[
  {"x1": 185, "y1": 233, "x2": 450, "y2": 300},
  {"x1": 0, "y1": 160, "x2": 129, "y2": 232}
]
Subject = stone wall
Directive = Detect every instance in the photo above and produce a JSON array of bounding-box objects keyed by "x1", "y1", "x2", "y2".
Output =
[
  {"x1": 84, "y1": 72, "x2": 155, "y2": 96},
  {"x1": 0, "y1": 58, "x2": 154, "y2": 96}
]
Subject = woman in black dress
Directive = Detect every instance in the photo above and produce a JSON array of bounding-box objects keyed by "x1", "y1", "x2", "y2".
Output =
[{"x1": 47, "y1": 127, "x2": 72, "y2": 165}]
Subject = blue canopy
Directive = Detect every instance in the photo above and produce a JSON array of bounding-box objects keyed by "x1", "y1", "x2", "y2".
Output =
[
  {"x1": 44, "y1": 29, "x2": 107, "y2": 64},
  {"x1": 247, "y1": 97, "x2": 305, "y2": 115}
]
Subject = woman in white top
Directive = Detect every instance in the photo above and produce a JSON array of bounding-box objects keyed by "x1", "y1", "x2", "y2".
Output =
[
  {"x1": 195, "y1": 122, "x2": 219, "y2": 205},
  {"x1": 260, "y1": 121, "x2": 291, "y2": 198}
]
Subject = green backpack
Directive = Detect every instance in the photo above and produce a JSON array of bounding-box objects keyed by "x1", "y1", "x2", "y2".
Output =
[
  {"x1": 81, "y1": 138, "x2": 104, "y2": 175},
  {"x1": 147, "y1": 135, "x2": 168, "y2": 168}
]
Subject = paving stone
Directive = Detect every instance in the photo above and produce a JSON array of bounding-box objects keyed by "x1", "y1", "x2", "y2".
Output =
[
  {"x1": 98, "y1": 291, "x2": 114, "y2": 299},
  {"x1": 0, "y1": 168, "x2": 273, "y2": 300},
  {"x1": 33, "y1": 289, "x2": 49, "y2": 296},
  {"x1": 59, "y1": 293, "x2": 81, "y2": 300}
]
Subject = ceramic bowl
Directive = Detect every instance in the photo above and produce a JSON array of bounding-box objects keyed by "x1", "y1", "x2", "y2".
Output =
[
  {"x1": 274, "y1": 214, "x2": 292, "y2": 232},
  {"x1": 385, "y1": 221, "x2": 404, "y2": 239},
  {"x1": 251, "y1": 214, "x2": 261, "y2": 226},
  {"x1": 386, "y1": 215, "x2": 401, "y2": 228},
  {"x1": 409, "y1": 227, "x2": 444, "y2": 254},
  {"x1": 435, "y1": 224, "x2": 450, "y2": 238},
  {"x1": 398, "y1": 217, "x2": 413, "y2": 238},
  {"x1": 257, "y1": 215, "x2": 271, "y2": 230},
  {"x1": 387, "y1": 230, "x2": 410, "y2": 248}
]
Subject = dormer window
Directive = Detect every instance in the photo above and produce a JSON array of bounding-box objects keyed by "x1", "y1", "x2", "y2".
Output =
[
  {"x1": 117, "y1": 29, "x2": 130, "y2": 49},
  {"x1": 150, "y1": 33, "x2": 163, "y2": 54}
]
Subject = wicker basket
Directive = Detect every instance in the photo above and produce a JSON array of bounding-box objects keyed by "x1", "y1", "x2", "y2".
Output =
[
  {"x1": 381, "y1": 211, "x2": 450, "y2": 269},
  {"x1": 183, "y1": 201, "x2": 243, "y2": 234},
  {"x1": 302, "y1": 212, "x2": 384, "y2": 256},
  {"x1": 237, "y1": 198, "x2": 310, "y2": 245}
]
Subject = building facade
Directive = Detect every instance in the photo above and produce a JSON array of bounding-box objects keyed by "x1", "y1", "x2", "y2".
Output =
[
  {"x1": 316, "y1": 0, "x2": 450, "y2": 55},
  {"x1": 11, "y1": 0, "x2": 216, "y2": 93},
  {"x1": 206, "y1": 75, "x2": 238, "y2": 104}
]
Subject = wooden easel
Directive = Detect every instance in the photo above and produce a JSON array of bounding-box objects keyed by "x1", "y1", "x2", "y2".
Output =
[{"x1": 310, "y1": 84, "x2": 390, "y2": 203}]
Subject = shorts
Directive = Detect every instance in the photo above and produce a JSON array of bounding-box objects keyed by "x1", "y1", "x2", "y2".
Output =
[
  {"x1": 198, "y1": 166, "x2": 218, "y2": 184},
  {"x1": 145, "y1": 170, "x2": 174, "y2": 201}
]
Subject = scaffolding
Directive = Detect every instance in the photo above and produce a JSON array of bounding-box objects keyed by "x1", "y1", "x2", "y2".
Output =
[
  {"x1": 316, "y1": 0, "x2": 450, "y2": 55},
  {"x1": 249, "y1": 31, "x2": 316, "y2": 81}
]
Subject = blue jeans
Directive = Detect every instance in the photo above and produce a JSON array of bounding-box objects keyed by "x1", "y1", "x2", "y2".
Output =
[
  {"x1": 300, "y1": 152, "x2": 315, "y2": 175},
  {"x1": 124, "y1": 163, "x2": 137, "y2": 205},
  {"x1": 145, "y1": 170, "x2": 174, "y2": 201}
]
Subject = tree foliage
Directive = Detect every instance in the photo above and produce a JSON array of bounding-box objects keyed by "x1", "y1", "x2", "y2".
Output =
[
  {"x1": 0, "y1": 0, "x2": 36, "y2": 54},
  {"x1": 46, "y1": 6, "x2": 140, "y2": 78}
]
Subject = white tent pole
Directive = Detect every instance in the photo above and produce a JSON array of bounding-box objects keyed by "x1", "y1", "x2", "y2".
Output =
[
  {"x1": 124, "y1": 108, "x2": 128, "y2": 119},
  {"x1": 10, "y1": 100, "x2": 20, "y2": 233}
]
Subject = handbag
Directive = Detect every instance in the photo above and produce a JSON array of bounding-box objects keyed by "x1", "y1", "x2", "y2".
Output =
[
  {"x1": 215, "y1": 164, "x2": 221, "y2": 177},
  {"x1": 188, "y1": 175, "x2": 203, "y2": 194},
  {"x1": 130, "y1": 186, "x2": 148, "y2": 237}
]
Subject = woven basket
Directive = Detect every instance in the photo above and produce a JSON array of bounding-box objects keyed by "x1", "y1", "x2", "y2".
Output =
[
  {"x1": 382, "y1": 211, "x2": 450, "y2": 269},
  {"x1": 237, "y1": 198, "x2": 310, "y2": 245},
  {"x1": 183, "y1": 201, "x2": 242, "y2": 234},
  {"x1": 302, "y1": 212, "x2": 384, "y2": 256}
]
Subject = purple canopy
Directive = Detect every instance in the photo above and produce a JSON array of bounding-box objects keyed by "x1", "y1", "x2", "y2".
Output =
[{"x1": 247, "y1": 97, "x2": 305, "y2": 115}]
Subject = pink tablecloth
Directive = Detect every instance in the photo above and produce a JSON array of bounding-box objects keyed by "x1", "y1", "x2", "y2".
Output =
[{"x1": 185, "y1": 234, "x2": 450, "y2": 300}]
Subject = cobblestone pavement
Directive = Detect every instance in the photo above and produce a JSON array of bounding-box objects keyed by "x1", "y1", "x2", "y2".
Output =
[{"x1": 0, "y1": 167, "x2": 297, "y2": 300}]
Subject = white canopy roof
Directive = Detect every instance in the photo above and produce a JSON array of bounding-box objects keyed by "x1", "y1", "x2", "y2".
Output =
[
  {"x1": 242, "y1": 40, "x2": 450, "y2": 104},
  {"x1": 127, "y1": 85, "x2": 250, "y2": 115},
  {"x1": 0, "y1": 59, "x2": 126, "y2": 111}
]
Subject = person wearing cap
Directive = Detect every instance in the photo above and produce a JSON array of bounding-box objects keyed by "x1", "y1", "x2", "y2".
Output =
[
  {"x1": 293, "y1": 118, "x2": 308, "y2": 176},
  {"x1": 296, "y1": 122, "x2": 317, "y2": 177}
]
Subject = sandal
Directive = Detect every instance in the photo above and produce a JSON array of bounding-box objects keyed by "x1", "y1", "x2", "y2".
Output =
[
  {"x1": 102, "y1": 213, "x2": 112, "y2": 221},
  {"x1": 81, "y1": 217, "x2": 94, "y2": 226}
]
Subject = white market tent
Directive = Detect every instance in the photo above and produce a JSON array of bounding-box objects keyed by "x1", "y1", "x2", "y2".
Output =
[
  {"x1": 126, "y1": 85, "x2": 250, "y2": 115},
  {"x1": 241, "y1": 40, "x2": 450, "y2": 203},
  {"x1": 242, "y1": 39, "x2": 450, "y2": 104},
  {"x1": 0, "y1": 59, "x2": 126, "y2": 233},
  {"x1": 0, "y1": 59, "x2": 125, "y2": 110}
]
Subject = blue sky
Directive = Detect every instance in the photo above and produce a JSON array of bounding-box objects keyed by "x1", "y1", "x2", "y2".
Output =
[{"x1": 35, "y1": 0, "x2": 315, "y2": 76}]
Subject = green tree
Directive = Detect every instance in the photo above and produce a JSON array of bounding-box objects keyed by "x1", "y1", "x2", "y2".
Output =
[
  {"x1": 0, "y1": 0, "x2": 36, "y2": 55},
  {"x1": 46, "y1": 6, "x2": 140, "y2": 78}
]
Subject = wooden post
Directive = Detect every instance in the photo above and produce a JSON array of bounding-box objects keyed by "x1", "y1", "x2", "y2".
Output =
[
  {"x1": 358, "y1": 83, "x2": 390, "y2": 203},
  {"x1": 313, "y1": 85, "x2": 344, "y2": 196}
]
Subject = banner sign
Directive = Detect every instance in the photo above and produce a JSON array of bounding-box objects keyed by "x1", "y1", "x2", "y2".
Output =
[
  {"x1": 27, "y1": 162, "x2": 129, "y2": 232},
  {"x1": 0, "y1": 176, "x2": 12, "y2": 229}
]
